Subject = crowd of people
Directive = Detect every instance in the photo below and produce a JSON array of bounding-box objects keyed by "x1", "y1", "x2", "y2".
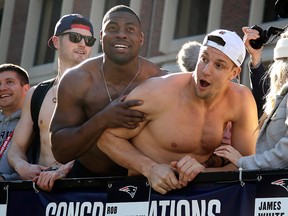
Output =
[{"x1": 0, "y1": 4, "x2": 288, "y2": 195}]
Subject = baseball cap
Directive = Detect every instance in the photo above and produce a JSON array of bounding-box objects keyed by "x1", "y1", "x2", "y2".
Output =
[
  {"x1": 274, "y1": 37, "x2": 288, "y2": 60},
  {"x1": 202, "y1": 29, "x2": 246, "y2": 67},
  {"x1": 48, "y1": 14, "x2": 94, "y2": 49}
]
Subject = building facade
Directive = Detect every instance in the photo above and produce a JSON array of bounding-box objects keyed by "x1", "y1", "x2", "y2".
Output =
[{"x1": 0, "y1": 0, "x2": 287, "y2": 85}]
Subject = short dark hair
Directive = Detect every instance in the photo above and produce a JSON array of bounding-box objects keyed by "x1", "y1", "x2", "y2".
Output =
[
  {"x1": 0, "y1": 63, "x2": 29, "y2": 85},
  {"x1": 102, "y1": 5, "x2": 141, "y2": 27}
]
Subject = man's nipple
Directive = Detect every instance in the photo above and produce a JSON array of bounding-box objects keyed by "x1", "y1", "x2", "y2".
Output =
[{"x1": 171, "y1": 143, "x2": 178, "y2": 148}]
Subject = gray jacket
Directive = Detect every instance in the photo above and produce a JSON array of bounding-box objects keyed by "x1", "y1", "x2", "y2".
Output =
[
  {"x1": 0, "y1": 110, "x2": 21, "y2": 180},
  {"x1": 238, "y1": 84, "x2": 288, "y2": 170}
]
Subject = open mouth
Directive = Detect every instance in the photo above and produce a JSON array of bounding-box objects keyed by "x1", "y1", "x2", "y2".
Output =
[{"x1": 200, "y1": 79, "x2": 210, "y2": 88}]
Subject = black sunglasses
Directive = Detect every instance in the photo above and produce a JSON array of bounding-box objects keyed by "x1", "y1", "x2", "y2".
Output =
[{"x1": 58, "y1": 32, "x2": 96, "y2": 47}]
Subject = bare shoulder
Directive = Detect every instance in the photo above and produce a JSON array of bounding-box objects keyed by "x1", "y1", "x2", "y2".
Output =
[
  {"x1": 140, "y1": 57, "x2": 169, "y2": 77},
  {"x1": 26, "y1": 85, "x2": 37, "y2": 100},
  {"x1": 20, "y1": 85, "x2": 37, "y2": 111},
  {"x1": 230, "y1": 82, "x2": 254, "y2": 98},
  {"x1": 227, "y1": 82, "x2": 256, "y2": 110},
  {"x1": 62, "y1": 57, "x2": 99, "y2": 83},
  {"x1": 59, "y1": 57, "x2": 102, "y2": 95},
  {"x1": 128, "y1": 72, "x2": 190, "y2": 100}
]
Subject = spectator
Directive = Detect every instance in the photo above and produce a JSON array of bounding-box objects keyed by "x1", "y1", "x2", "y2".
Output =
[
  {"x1": 177, "y1": 41, "x2": 201, "y2": 72},
  {"x1": 0, "y1": 63, "x2": 30, "y2": 181},
  {"x1": 8, "y1": 14, "x2": 95, "y2": 191},
  {"x1": 242, "y1": 26, "x2": 270, "y2": 118},
  {"x1": 215, "y1": 29, "x2": 288, "y2": 170}
]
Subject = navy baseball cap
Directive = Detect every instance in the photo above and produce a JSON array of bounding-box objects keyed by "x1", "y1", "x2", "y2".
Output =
[{"x1": 48, "y1": 14, "x2": 94, "y2": 49}]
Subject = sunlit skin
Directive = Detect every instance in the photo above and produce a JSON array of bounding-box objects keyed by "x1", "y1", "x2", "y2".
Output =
[
  {"x1": 98, "y1": 45, "x2": 258, "y2": 194},
  {"x1": 193, "y1": 47, "x2": 239, "y2": 100},
  {"x1": 0, "y1": 71, "x2": 29, "y2": 116},
  {"x1": 8, "y1": 26, "x2": 93, "y2": 192},
  {"x1": 50, "y1": 11, "x2": 166, "y2": 182},
  {"x1": 100, "y1": 11, "x2": 144, "y2": 64}
]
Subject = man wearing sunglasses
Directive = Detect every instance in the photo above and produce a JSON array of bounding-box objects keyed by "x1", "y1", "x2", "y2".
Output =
[
  {"x1": 8, "y1": 14, "x2": 95, "y2": 191},
  {"x1": 50, "y1": 5, "x2": 167, "y2": 179}
]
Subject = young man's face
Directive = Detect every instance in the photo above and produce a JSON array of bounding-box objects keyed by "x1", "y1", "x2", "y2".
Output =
[
  {"x1": 100, "y1": 11, "x2": 144, "y2": 64},
  {"x1": 54, "y1": 27, "x2": 93, "y2": 66},
  {"x1": 0, "y1": 71, "x2": 29, "y2": 113},
  {"x1": 193, "y1": 46, "x2": 239, "y2": 99}
]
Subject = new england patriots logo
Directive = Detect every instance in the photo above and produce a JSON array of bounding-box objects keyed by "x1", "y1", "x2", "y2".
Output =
[
  {"x1": 119, "y1": 185, "x2": 137, "y2": 198},
  {"x1": 271, "y1": 179, "x2": 288, "y2": 192}
]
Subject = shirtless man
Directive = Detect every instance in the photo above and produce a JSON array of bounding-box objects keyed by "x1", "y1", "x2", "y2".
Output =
[
  {"x1": 97, "y1": 29, "x2": 259, "y2": 194},
  {"x1": 50, "y1": 5, "x2": 167, "y2": 178},
  {"x1": 8, "y1": 14, "x2": 95, "y2": 191}
]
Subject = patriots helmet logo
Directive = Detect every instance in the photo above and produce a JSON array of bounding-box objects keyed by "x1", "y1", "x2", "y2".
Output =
[
  {"x1": 271, "y1": 179, "x2": 288, "y2": 192},
  {"x1": 119, "y1": 185, "x2": 137, "y2": 198}
]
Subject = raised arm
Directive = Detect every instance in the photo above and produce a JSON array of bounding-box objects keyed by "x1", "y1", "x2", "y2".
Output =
[{"x1": 242, "y1": 26, "x2": 269, "y2": 118}]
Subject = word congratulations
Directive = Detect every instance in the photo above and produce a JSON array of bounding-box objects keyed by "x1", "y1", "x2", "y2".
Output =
[{"x1": 45, "y1": 199, "x2": 221, "y2": 216}]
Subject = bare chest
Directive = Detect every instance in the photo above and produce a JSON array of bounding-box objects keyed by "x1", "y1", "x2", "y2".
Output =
[
  {"x1": 134, "y1": 105, "x2": 227, "y2": 162},
  {"x1": 38, "y1": 90, "x2": 56, "y2": 132}
]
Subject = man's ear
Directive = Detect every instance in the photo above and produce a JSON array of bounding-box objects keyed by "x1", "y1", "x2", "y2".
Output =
[
  {"x1": 230, "y1": 66, "x2": 241, "y2": 80},
  {"x1": 139, "y1": 32, "x2": 144, "y2": 47},
  {"x1": 52, "y1": 36, "x2": 60, "y2": 50},
  {"x1": 23, "y1": 84, "x2": 30, "y2": 93},
  {"x1": 99, "y1": 30, "x2": 103, "y2": 45}
]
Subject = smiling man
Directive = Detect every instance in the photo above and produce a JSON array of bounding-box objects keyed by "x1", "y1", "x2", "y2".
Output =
[
  {"x1": 8, "y1": 14, "x2": 95, "y2": 191},
  {"x1": 50, "y1": 5, "x2": 167, "y2": 178},
  {"x1": 97, "y1": 29, "x2": 259, "y2": 194},
  {"x1": 0, "y1": 63, "x2": 30, "y2": 181}
]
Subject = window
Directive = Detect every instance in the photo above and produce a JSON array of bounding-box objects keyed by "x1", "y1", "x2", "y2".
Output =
[
  {"x1": 263, "y1": 0, "x2": 279, "y2": 22},
  {"x1": 34, "y1": 0, "x2": 62, "y2": 65},
  {"x1": 174, "y1": 0, "x2": 210, "y2": 39},
  {"x1": 0, "y1": 0, "x2": 4, "y2": 32},
  {"x1": 159, "y1": 0, "x2": 219, "y2": 55},
  {"x1": 104, "y1": 0, "x2": 130, "y2": 12}
]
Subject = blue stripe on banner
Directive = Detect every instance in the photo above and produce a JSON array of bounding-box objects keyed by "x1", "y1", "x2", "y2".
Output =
[{"x1": 6, "y1": 182, "x2": 256, "y2": 216}]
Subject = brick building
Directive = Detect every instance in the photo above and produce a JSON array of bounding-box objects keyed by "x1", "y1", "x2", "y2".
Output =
[{"x1": 0, "y1": 0, "x2": 287, "y2": 85}]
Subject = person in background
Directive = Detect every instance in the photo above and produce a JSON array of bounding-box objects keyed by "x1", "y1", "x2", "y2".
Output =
[
  {"x1": 8, "y1": 14, "x2": 95, "y2": 191},
  {"x1": 0, "y1": 63, "x2": 30, "y2": 181},
  {"x1": 177, "y1": 41, "x2": 201, "y2": 72},
  {"x1": 97, "y1": 29, "x2": 259, "y2": 194},
  {"x1": 242, "y1": 26, "x2": 270, "y2": 119},
  {"x1": 50, "y1": 5, "x2": 167, "y2": 179},
  {"x1": 215, "y1": 29, "x2": 288, "y2": 170}
]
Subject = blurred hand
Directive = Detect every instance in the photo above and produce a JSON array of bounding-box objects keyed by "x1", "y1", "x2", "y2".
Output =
[{"x1": 222, "y1": 121, "x2": 232, "y2": 145}]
